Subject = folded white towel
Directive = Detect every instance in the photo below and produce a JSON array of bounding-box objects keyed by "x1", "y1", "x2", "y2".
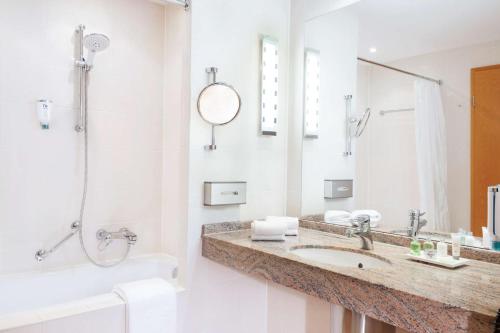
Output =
[
  {"x1": 324, "y1": 210, "x2": 382, "y2": 228},
  {"x1": 324, "y1": 210, "x2": 352, "y2": 223},
  {"x1": 266, "y1": 216, "x2": 299, "y2": 236},
  {"x1": 324, "y1": 218, "x2": 353, "y2": 226},
  {"x1": 113, "y1": 278, "x2": 176, "y2": 333},
  {"x1": 251, "y1": 234, "x2": 286, "y2": 241},
  {"x1": 251, "y1": 220, "x2": 288, "y2": 236}
]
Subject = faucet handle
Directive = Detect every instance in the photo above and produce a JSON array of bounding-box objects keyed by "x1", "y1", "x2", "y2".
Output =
[
  {"x1": 355, "y1": 214, "x2": 371, "y2": 232},
  {"x1": 409, "y1": 209, "x2": 426, "y2": 218}
]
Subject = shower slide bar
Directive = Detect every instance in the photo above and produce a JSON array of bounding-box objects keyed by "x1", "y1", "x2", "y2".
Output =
[{"x1": 379, "y1": 108, "x2": 414, "y2": 116}]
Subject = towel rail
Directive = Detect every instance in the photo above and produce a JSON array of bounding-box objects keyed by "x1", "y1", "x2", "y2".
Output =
[{"x1": 379, "y1": 108, "x2": 414, "y2": 116}]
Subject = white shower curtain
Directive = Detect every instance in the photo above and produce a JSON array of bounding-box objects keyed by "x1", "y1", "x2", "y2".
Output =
[{"x1": 414, "y1": 79, "x2": 450, "y2": 231}]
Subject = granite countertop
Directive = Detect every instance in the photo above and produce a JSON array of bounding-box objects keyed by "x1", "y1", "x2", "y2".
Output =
[{"x1": 202, "y1": 225, "x2": 500, "y2": 333}]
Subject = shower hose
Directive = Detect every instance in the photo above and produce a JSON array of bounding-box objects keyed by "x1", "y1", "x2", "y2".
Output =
[{"x1": 77, "y1": 69, "x2": 131, "y2": 268}]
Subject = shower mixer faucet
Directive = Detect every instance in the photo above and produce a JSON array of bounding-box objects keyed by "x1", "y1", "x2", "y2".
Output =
[{"x1": 96, "y1": 228, "x2": 138, "y2": 250}]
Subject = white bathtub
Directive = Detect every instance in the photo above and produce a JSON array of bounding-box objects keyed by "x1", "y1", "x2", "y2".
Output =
[{"x1": 0, "y1": 254, "x2": 179, "y2": 332}]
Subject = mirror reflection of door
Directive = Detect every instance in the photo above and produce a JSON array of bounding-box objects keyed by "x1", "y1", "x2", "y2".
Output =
[{"x1": 471, "y1": 65, "x2": 500, "y2": 236}]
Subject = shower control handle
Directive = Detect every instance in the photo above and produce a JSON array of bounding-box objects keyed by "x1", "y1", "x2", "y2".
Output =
[{"x1": 96, "y1": 228, "x2": 138, "y2": 246}]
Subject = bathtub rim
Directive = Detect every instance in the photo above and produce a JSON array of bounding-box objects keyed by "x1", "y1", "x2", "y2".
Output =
[{"x1": 0, "y1": 253, "x2": 181, "y2": 331}]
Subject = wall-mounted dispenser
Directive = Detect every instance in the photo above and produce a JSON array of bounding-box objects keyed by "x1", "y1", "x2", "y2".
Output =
[
  {"x1": 204, "y1": 182, "x2": 247, "y2": 206},
  {"x1": 37, "y1": 99, "x2": 52, "y2": 130},
  {"x1": 324, "y1": 179, "x2": 353, "y2": 199}
]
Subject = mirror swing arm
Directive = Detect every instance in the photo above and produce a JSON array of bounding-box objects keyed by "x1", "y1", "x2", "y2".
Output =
[{"x1": 205, "y1": 67, "x2": 218, "y2": 150}]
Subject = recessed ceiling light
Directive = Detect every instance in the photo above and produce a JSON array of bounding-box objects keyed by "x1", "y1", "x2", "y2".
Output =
[{"x1": 369, "y1": 47, "x2": 377, "y2": 53}]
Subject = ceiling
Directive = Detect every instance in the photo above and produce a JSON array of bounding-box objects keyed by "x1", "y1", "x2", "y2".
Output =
[{"x1": 357, "y1": 0, "x2": 500, "y2": 62}]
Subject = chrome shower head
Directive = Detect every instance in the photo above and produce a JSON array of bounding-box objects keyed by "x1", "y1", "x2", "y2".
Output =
[{"x1": 83, "y1": 33, "x2": 110, "y2": 68}]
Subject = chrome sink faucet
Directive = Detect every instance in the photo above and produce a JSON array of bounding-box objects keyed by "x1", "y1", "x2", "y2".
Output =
[
  {"x1": 346, "y1": 215, "x2": 374, "y2": 250},
  {"x1": 407, "y1": 209, "x2": 427, "y2": 237}
]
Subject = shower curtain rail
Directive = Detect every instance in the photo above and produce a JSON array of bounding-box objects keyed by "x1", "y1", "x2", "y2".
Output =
[{"x1": 357, "y1": 57, "x2": 442, "y2": 85}]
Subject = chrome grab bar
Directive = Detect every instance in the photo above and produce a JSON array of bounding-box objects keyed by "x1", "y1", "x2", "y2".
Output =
[{"x1": 35, "y1": 221, "x2": 81, "y2": 262}]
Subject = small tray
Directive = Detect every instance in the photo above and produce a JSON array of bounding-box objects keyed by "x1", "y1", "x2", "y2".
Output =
[{"x1": 405, "y1": 253, "x2": 470, "y2": 268}]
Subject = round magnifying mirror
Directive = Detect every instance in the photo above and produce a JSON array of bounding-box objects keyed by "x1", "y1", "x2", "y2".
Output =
[{"x1": 197, "y1": 82, "x2": 241, "y2": 125}]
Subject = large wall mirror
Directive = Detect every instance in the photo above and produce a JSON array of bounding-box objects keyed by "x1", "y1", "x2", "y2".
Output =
[{"x1": 299, "y1": 0, "x2": 500, "y2": 250}]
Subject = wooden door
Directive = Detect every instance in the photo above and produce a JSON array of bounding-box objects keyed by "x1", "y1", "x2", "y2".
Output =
[{"x1": 471, "y1": 65, "x2": 500, "y2": 236}]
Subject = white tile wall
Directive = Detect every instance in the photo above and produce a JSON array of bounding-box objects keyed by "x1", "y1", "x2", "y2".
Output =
[{"x1": 0, "y1": 0, "x2": 165, "y2": 274}]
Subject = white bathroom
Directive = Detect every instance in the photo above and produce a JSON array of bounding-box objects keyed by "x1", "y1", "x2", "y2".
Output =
[{"x1": 0, "y1": 0, "x2": 499, "y2": 333}]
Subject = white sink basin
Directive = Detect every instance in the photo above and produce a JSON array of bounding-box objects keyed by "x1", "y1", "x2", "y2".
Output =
[{"x1": 290, "y1": 247, "x2": 391, "y2": 269}]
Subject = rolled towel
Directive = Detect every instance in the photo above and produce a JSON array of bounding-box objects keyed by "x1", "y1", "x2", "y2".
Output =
[
  {"x1": 324, "y1": 210, "x2": 352, "y2": 225},
  {"x1": 351, "y1": 209, "x2": 381, "y2": 227},
  {"x1": 266, "y1": 216, "x2": 299, "y2": 236},
  {"x1": 113, "y1": 278, "x2": 176, "y2": 333},
  {"x1": 251, "y1": 220, "x2": 287, "y2": 241}
]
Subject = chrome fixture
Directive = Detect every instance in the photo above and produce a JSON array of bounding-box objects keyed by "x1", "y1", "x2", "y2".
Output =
[
  {"x1": 354, "y1": 107, "x2": 371, "y2": 137},
  {"x1": 346, "y1": 215, "x2": 374, "y2": 250},
  {"x1": 35, "y1": 26, "x2": 136, "y2": 267},
  {"x1": 197, "y1": 67, "x2": 241, "y2": 150},
  {"x1": 35, "y1": 221, "x2": 80, "y2": 262},
  {"x1": 343, "y1": 97, "x2": 370, "y2": 156},
  {"x1": 379, "y1": 108, "x2": 414, "y2": 116},
  {"x1": 407, "y1": 209, "x2": 427, "y2": 237},
  {"x1": 343, "y1": 95, "x2": 353, "y2": 156},
  {"x1": 357, "y1": 57, "x2": 442, "y2": 85},
  {"x1": 324, "y1": 179, "x2": 353, "y2": 199},
  {"x1": 74, "y1": 25, "x2": 110, "y2": 132},
  {"x1": 83, "y1": 33, "x2": 110, "y2": 68},
  {"x1": 73, "y1": 25, "x2": 136, "y2": 268},
  {"x1": 203, "y1": 181, "x2": 247, "y2": 206},
  {"x1": 96, "y1": 228, "x2": 138, "y2": 251},
  {"x1": 487, "y1": 185, "x2": 499, "y2": 237}
]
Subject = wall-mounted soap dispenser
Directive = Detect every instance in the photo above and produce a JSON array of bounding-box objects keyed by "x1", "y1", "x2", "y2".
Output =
[{"x1": 37, "y1": 99, "x2": 52, "y2": 129}]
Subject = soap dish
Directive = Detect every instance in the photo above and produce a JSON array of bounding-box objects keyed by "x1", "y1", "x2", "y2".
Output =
[{"x1": 405, "y1": 253, "x2": 470, "y2": 268}]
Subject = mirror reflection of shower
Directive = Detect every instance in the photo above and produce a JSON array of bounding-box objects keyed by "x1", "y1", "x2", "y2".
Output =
[
  {"x1": 354, "y1": 107, "x2": 371, "y2": 138},
  {"x1": 344, "y1": 98, "x2": 371, "y2": 156}
]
